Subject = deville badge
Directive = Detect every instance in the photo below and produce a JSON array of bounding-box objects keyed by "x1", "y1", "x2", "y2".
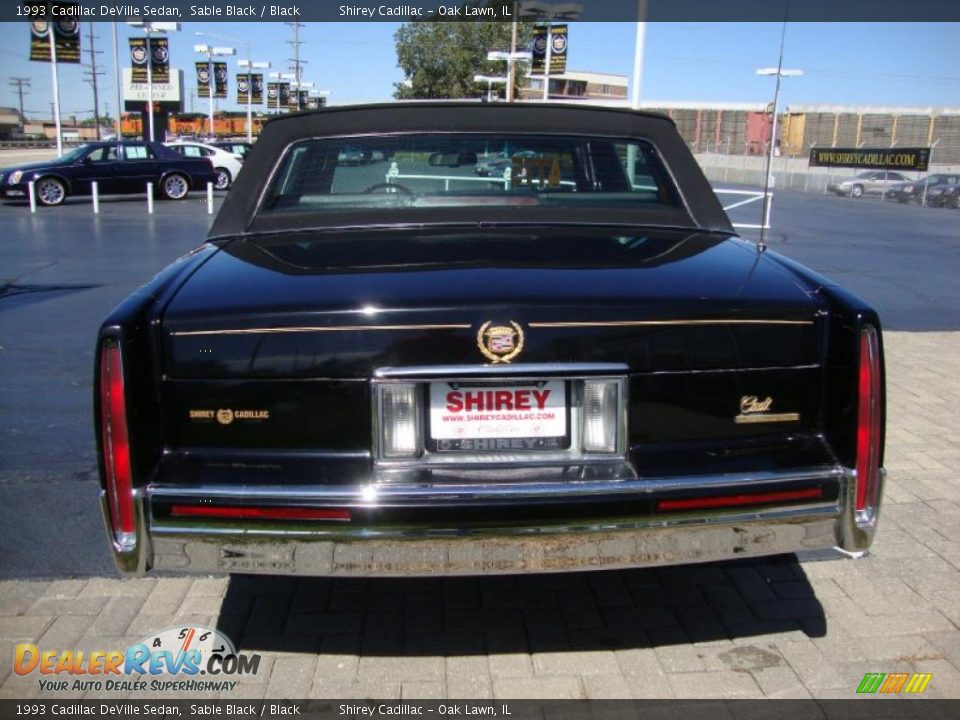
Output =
[
  {"x1": 734, "y1": 395, "x2": 800, "y2": 424},
  {"x1": 477, "y1": 321, "x2": 524, "y2": 364}
]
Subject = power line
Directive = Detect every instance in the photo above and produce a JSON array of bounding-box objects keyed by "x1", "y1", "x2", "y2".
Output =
[
  {"x1": 8, "y1": 76, "x2": 31, "y2": 128},
  {"x1": 82, "y1": 24, "x2": 106, "y2": 139},
  {"x1": 286, "y1": 22, "x2": 305, "y2": 110}
]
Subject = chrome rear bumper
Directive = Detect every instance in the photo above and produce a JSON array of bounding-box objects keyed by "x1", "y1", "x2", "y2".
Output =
[{"x1": 103, "y1": 466, "x2": 883, "y2": 577}]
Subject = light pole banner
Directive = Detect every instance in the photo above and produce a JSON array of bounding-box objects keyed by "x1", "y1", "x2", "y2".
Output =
[
  {"x1": 150, "y1": 37, "x2": 170, "y2": 84},
  {"x1": 549, "y1": 24, "x2": 568, "y2": 74},
  {"x1": 237, "y1": 73, "x2": 251, "y2": 104},
  {"x1": 531, "y1": 26, "x2": 547, "y2": 74},
  {"x1": 267, "y1": 82, "x2": 280, "y2": 108},
  {"x1": 531, "y1": 24, "x2": 568, "y2": 75},
  {"x1": 29, "y1": 13, "x2": 81, "y2": 63},
  {"x1": 278, "y1": 82, "x2": 290, "y2": 109},
  {"x1": 252, "y1": 74, "x2": 264, "y2": 104},
  {"x1": 196, "y1": 61, "x2": 211, "y2": 98},
  {"x1": 129, "y1": 38, "x2": 148, "y2": 83},
  {"x1": 214, "y1": 62, "x2": 228, "y2": 99}
]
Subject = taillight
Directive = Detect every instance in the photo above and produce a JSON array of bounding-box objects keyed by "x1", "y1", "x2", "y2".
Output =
[
  {"x1": 855, "y1": 326, "x2": 882, "y2": 514},
  {"x1": 99, "y1": 339, "x2": 135, "y2": 548}
]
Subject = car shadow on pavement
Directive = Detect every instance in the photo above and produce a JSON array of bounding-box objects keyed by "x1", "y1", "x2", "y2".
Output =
[{"x1": 215, "y1": 553, "x2": 826, "y2": 656}]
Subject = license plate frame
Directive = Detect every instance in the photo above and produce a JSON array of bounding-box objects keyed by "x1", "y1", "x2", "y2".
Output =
[{"x1": 426, "y1": 380, "x2": 570, "y2": 453}]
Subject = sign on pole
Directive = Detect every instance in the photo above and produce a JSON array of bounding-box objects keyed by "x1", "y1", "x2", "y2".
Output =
[
  {"x1": 213, "y1": 62, "x2": 228, "y2": 99},
  {"x1": 150, "y1": 37, "x2": 170, "y2": 83},
  {"x1": 531, "y1": 24, "x2": 567, "y2": 75},
  {"x1": 29, "y1": 13, "x2": 81, "y2": 63},
  {"x1": 196, "y1": 62, "x2": 211, "y2": 98}
]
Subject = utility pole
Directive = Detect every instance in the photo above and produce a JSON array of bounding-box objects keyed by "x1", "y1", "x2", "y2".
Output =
[
  {"x1": 83, "y1": 24, "x2": 105, "y2": 139},
  {"x1": 286, "y1": 22, "x2": 305, "y2": 111},
  {"x1": 8, "y1": 77, "x2": 31, "y2": 132}
]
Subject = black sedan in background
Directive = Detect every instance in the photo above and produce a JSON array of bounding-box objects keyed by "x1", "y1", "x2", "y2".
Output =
[
  {"x1": 926, "y1": 181, "x2": 960, "y2": 209},
  {"x1": 884, "y1": 173, "x2": 960, "y2": 204},
  {"x1": 0, "y1": 141, "x2": 219, "y2": 207}
]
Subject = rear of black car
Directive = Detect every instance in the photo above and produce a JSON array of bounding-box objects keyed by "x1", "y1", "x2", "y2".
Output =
[{"x1": 94, "y1": 104, "x2": 885, "y2": 576}]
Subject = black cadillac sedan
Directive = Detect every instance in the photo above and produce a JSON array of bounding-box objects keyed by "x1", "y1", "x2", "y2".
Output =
[
  {"x1": 884, "y1": 173, "x2": 960, "y2": 204},
  {"x1": 95, "y1": 104, "x2": 885, "y2": 578},
  {"x1": 0, "y1": 141, "x2": 218, "y2": 206}
]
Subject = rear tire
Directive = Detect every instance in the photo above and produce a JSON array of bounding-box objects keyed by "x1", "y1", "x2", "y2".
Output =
[
  {"x1": 949, "y1": 194, "x2": 960, "y2": 210},
  {"x1": 213, "y1": 167, "x2": 231, "y2": 191},
  {"x1": 35, "y1": 176, "x2": 66, "y2": 206},
  {"x1": 160, "y1": 173, "x2": 189, "y2": 201}
]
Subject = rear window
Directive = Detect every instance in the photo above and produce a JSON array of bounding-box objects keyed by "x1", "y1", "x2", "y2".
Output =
[
  {"x1": 123, "y1": 145, "x2": 154, "y2": 160},
  {"x1": 259, "y1": 133, "x2": 682, "y2": 216}
]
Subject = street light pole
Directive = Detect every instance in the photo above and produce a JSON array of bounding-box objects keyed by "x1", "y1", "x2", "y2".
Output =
[
  {"x1": 47, "y1": 23, "x2": 63, "y2": 156},
  {"x1": 145, "y1": 28, "x2": 154, "y2": 141},
  {"x1": 756, "y1": 61, "x2": 803, "y2": 233},
  {"x1": 111, "y1": 23, "x2": 122, "y2": 140},
  {"x1": 518, "y1": 3, "x2": 582, "y2": 102},
  {"x1": 507, "y1": 2, "x2": 518, "y2": 102},
  {"x1": 194, "y1": 41, "x2": 236, "y2": 140},
  {"x1": 541, "y1": 22, "x2": 552, "y2": 101},
  {"x1": 631, "y1": 0, "x2": 647, "y2": 109},
  {"x1": 129, "y1": 22, "x2": 179, "y2": 142}
]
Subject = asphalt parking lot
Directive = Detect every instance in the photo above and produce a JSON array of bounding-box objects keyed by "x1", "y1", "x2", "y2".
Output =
[{"x1": 1, "y1": 183, "x2": 959, "y2": 700}]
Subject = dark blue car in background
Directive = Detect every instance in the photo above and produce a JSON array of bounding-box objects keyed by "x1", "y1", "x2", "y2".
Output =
[{"x1": 0, "y1": 141, "x2": 219, "y2": 207}]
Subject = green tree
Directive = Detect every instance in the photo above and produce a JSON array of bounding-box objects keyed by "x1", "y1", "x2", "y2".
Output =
[{"x1": 393, "y1": 17, "x2": 534, "y2": 100}]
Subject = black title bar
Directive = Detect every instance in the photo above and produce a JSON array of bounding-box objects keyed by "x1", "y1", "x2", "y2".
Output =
[{"x1": 11, "y1": 0, "x2": 960, "y2": 23}]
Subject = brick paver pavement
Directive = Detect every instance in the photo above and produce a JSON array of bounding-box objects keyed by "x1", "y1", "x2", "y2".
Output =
[{"x1": 2, "y1": 331, "x2": 958, "y2": 700}]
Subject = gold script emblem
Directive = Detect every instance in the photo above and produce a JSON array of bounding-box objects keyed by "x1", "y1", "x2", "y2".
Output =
[
  {"x1": 740, "y1": 396, "x2": 773, "y2": 414},
  {"x1": 735, "y1": 395, "x2": 800, "y2": 425},
  {"x1": 477, "y1": 321, "x2": 524, "y2": 364}
]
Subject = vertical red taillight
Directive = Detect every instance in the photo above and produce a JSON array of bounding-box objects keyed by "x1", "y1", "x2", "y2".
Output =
[
  {"x1": 99, "y1": 339, "x2": 135, "y2": 543},
  {"x1": 855, "y1": 326, "x2": 882, "y2": 513}
]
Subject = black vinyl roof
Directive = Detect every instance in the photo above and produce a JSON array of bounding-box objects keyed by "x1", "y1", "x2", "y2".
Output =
[{"x1": 209, "y1": 102, "x2": 733, "y2": 238}]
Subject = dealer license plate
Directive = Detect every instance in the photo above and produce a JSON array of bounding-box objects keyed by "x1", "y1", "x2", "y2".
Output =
[{"x1": 428, "y1": 381, "x2": 567, "y2": 452}]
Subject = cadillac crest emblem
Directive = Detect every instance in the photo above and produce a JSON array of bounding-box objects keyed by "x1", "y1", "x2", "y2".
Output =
[{"x1": 477, "y1": 321, "x2": 524, "y2": 364}]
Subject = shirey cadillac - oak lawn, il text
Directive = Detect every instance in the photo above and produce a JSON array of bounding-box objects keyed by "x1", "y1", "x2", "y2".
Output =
[{"x1": 95, "y1": 103, "x2": 885, "y2": 577}]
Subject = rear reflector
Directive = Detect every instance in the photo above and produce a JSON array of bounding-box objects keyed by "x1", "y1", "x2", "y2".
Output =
[
  {"x1": 99, "y1": 340, "x2": 135, "y2": 546},
  {"x1": 170, "y1": 505, "x2": 351, "y2": 521},
  {"x1": 855, "y1": 326, "x2": 882, "y2": 513},
  {"x1": 656, "y1": 487, "x2": 823, "y2": 512}
]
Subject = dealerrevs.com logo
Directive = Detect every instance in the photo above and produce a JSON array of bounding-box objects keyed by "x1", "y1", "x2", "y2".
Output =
[{"x1": 14, "y1": 625, "x2": 261, "y2": 693}]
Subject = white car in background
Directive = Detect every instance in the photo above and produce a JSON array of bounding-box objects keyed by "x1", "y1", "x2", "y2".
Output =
[{"x1": 164, "y1": 141, "x2": 243, "y2": 191}]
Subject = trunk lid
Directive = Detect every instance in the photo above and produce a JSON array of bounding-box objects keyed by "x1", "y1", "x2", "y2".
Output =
[{"x1": 162, "y1": 228, "x2": 824, "y2": 379}]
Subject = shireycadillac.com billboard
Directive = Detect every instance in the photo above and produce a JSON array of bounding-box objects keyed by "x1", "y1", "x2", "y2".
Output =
[{"x1": 809, "y1": 146, "x2": 931, "y2": 172}]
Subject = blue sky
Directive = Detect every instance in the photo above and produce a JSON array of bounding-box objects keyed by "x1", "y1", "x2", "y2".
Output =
[{"x1": 0, "y1": 21, "x2": 957, "y2": 119}]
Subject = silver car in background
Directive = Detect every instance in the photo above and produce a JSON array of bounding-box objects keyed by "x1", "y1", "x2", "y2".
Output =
[{"x1": 828, "y1": 170, "x2": 910, "y2": 198}]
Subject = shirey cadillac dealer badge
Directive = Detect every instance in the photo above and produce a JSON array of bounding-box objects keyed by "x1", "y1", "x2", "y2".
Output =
[{"x1": 477, "y1": 321, "x2": 524, "y2": 364}]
